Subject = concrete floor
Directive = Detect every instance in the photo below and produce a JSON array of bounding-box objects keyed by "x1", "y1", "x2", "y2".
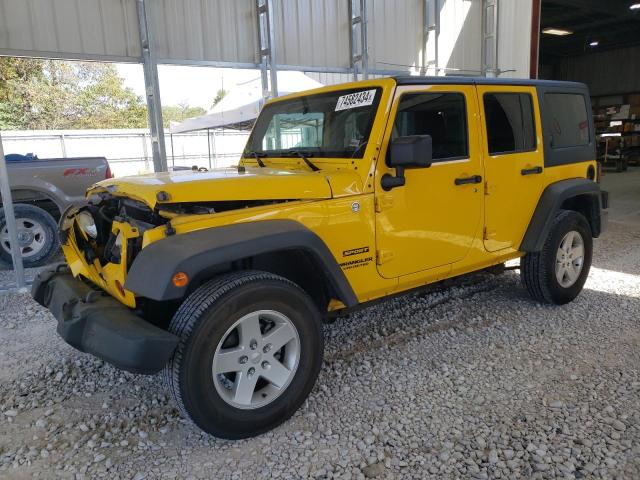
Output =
[{"x1": 601, "y1": 167, "x2": 640, "y2": 226}]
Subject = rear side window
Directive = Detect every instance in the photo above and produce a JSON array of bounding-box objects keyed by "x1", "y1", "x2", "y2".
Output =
[
  {"x1": 484, "y1": 93, "x2": 536, "y2": 155},
  {"x1": 393, "y1": 93, "x2": 468, "y2": 160},
  {"x1": 544, "y1": 93, "x2": 590, "y2": 148}
]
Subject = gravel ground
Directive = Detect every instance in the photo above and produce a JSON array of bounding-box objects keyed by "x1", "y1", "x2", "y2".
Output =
[{"x1": 0, "y1": 170, "x2": 639, "y2": 479}]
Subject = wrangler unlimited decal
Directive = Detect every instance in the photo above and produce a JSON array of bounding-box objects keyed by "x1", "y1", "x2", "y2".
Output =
[{"x1": 340, "y1": 256, "x2": 373, "y2": 270}]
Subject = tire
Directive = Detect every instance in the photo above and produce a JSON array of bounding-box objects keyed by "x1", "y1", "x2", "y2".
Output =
[
  {"x1": 0, "y1": 204, "x2": 59, "y2": 268},
  {"x1": 163, "y1": 270, "x2": 324, "y2": 439},
  {"x1": 521, "y1": 210, "x2": 592, "y2": 305}
]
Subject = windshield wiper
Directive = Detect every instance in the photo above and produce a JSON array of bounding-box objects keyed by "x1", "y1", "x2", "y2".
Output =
[
  {"x1": 245, "y1": 151, "x2": 267, "y2": 168},
  {"x1": 285, "y1": 150, "x2": 321, "y2": 172}
]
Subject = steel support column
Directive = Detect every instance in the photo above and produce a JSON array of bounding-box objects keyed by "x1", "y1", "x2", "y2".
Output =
[
  {"x1": 423, "y1": 0, "x2": 439, "y2": 76},
  {"x1": 170, "y1": 133, "x2": 175, "y2": 168},
  {"x1": 482, "y1": 0, "x2": 499, "y2": 77},
  {"x1": 207, "y1": 128, "x2": 212, "y2": 169},
  {"x1": 257, "y1": 0, "x2": 278, "y2": 103},
  {"x1": 0, "y1": 133, "x2": 26, "y2": 289},
  {"x1": 529, "y1": 0, "x2": 541, "y2": 79},
  {"x1": 137, "y1": 0, "x2": 167, "y2": 172},
  {"x1": 349, "y1": 0, "x2": 369, "y2": 81},
  {"x1": 60, "y1": 134, "x2": 67, "y2": 157}
]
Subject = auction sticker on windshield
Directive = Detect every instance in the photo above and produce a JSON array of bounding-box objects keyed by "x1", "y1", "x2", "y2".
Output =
[{"x1": 335, "y1": 90, "x2": 377, "y2": 111}]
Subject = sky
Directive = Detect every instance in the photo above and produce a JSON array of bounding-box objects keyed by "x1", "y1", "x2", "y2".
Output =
[{"x1": 116, "y1": 64, "x2": 261, "y2": 111}]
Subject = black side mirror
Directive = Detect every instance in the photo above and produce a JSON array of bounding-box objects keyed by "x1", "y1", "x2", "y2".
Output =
[{"x1": 381, "y1": 135, "x2": 433, "y2": 191}]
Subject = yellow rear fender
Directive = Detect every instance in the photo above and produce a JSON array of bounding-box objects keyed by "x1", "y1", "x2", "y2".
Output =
[{"x1": 520, "y1": 176, "x2": 604, "y2": 252}]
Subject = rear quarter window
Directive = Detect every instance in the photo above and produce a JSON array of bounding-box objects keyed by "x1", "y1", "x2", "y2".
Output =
[{"x1": 544, "y1": 93, "x2": 590, "y2": 148}]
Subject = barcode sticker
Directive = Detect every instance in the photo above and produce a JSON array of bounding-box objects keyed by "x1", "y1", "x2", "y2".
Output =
[{"x1": 335, "y1": 90, "x2": 377, "y2": 111}]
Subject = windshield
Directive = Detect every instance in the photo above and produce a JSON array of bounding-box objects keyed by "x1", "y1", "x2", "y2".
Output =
[{"x1": 244, "y1": 87, "x2": 382, "y2": 159}]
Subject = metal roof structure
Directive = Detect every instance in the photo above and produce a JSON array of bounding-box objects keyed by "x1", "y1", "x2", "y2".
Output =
[{"x1": 541, "y1": 0, "x2": 640, "y2": 58}]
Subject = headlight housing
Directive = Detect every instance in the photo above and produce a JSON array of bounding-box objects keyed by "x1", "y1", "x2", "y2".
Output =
[{"x1": 77, "y1": 211, "x2": 97, "y2": 239}]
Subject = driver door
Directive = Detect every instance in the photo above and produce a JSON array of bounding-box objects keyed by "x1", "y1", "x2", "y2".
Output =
[{"x1": 374, "y1": 85, "x2": 483, "y2": 279}]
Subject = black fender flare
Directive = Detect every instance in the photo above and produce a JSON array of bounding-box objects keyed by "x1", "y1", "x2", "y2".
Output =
[
  {"x1": 125, "y1": 219, "x2": 358, "y2": 307},
  {"x1": 520, "y1": 178, "x2": 603, "y2": 252}
]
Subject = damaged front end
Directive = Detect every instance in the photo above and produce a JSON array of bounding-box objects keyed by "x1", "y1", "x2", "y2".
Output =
[
  {"x1": 58, "y1": 191, "x2": 297, "y2": 308},
  {"x1": 58, "y1": 193, "x2": 167, "y2": 308}
]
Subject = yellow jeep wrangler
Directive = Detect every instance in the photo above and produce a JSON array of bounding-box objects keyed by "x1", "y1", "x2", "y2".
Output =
[{"x1": 33, "y1": 76, "x2": 608, "y2": 439}]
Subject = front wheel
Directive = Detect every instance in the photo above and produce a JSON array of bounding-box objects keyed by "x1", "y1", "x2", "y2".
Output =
[
  {"x1": 521, "y1": 210, "x2": 593, "y2": 305},
  {"x1": 163, "y1": 271, "x2": 324, "y2": 439}
]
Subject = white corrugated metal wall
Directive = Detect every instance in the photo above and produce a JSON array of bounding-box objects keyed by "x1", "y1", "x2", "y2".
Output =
[
  {"x1": 368, "y1": 0, "x2": 424, "y2": 72},
  {"x1": 307, "y1": 0, "x2": 529, "y2": 79},
  {"x1": 0, "y1": 0, "x2": 531, "y2": 77},
  {"x1": 0, "y1": 0, "x2": 141, "y2": 61},
  {"x1": 272, "y1": 0, "x2": 351, "y2": 69},
  {"x1": 305, "y1": 72, "x2": 386, "y2": 85},
  {"x1": 438, "y1": 0, "x2": 482, "y2": 75},
  {"x1": 497, "y1": 0, "x2": 532, "y2": 78},
  {"x1": 151, "y1": 0, "x2": 259, "y2": 64}
]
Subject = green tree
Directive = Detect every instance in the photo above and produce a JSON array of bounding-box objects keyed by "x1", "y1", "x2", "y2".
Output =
[
  {"x1": 1, "y1": 57, "x2": 208, "y2": 131},
  {"x1": 0, "y1": 57, "x2": 46, "y2": 129},
  {"x1": 0, "y1": 58, "x2": 148, "y2": 130},
  {"x1": 72, "y1": 63, "x2": 148, "y2": 129},
  {"x1": 162, "y1": 103, "x2": 206, "y2": 128},
  {"x1": 211, "y1": 88, "x2": 228, "y2": 109}
]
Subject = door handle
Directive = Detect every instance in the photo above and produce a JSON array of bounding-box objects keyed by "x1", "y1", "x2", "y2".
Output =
[
  {"x1": 521, "y1": 166, "x2": 543, "y2": 176},
  {"x1": 454, "y1": 175, "x2": 482, "y2": 186}
]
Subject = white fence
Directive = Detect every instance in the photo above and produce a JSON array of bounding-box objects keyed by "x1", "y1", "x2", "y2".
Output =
[{"x1": 2, "y1": 128, "x2": 250, "y2": 177}]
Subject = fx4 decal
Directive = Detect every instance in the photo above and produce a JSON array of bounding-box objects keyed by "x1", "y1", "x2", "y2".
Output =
[{"x1": 63, "y1": 168, "x2": 98, "y2": 177}]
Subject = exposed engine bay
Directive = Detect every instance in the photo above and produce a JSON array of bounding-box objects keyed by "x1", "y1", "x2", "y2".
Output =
[{"x1": 65, "y1": 195, "x2": 162, "y2": 269}]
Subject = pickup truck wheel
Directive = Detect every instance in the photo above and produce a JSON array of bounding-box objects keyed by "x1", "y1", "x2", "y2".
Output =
[
  {"x1": 163, "y1": 270, "x2": 323, "y2": 439},
  {"x1": 0, "y1": 204, "x2": 59, "y2": 268},
  {"x1": 521, "y1": 210, "x2": 592, "y2": 305}
]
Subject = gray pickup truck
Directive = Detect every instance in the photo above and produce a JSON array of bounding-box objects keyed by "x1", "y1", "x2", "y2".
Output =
[{"x1": 1, "y1": 155, "x2": 111, "y2": 267}]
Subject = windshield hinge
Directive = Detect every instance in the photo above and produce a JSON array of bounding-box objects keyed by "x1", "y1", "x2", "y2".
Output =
[{"x1": 374, "y1": 194, "x2": 394, "y2": 213}]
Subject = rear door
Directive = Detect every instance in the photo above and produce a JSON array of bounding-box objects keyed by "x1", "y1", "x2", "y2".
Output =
[{"x1": 477, "y1": 86, "x2": 545, "y2": 252}]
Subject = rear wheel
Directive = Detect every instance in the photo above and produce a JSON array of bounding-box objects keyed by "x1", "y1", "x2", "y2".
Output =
[
  {"x1": 521, "y1": 210, "x2": 592, "y2": 305},
  {"x1": 0, "y1": 204, "x2": 59, "y2": 268},
  {"x1": 163, "y1": 270, "x2": 323, "y2": 439}
]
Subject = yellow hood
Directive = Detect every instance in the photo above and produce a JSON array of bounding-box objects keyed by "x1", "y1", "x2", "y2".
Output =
[{"x1": 90, "y1": 166, "x2": 363, "y2": 208}]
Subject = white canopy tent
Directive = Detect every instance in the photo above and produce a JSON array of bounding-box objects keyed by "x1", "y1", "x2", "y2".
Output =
[{"x1": 170, "y1": 71, "x2": 324, "y2": 133}]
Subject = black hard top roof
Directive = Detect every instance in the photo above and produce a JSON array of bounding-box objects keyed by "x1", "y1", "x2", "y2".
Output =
[{"x1": 393, "y1": 76, "x2": 587, "y2": 89}]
